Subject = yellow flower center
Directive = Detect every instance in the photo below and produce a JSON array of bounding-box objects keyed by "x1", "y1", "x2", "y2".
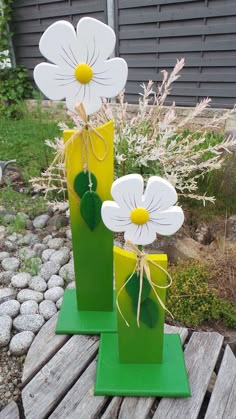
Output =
[
  {"x1": 130, "y1": 207, "x2": 150, "y2": 225},
  {"x1": 74, "y1": 63, "x2": 93, "y2": 84}
]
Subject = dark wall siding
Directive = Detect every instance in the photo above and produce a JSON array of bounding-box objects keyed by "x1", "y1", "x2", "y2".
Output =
[
  {"x1": 11, "y1": 0, "x2": 236, "y2": 107},
  {"x1": 115, "y1": 0, "x2": 236, "y2": 107},
  {"x1": 11, "y1": 0, "x2": 107, "y2": 79}
]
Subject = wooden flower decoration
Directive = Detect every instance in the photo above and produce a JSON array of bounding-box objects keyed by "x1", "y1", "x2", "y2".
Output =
[
  {"x1": 102, "y1": 174, "x2": 184, "y2": 245},
  {"x1": 34, "y1": 17, "x2": 128, "y2": 115}
]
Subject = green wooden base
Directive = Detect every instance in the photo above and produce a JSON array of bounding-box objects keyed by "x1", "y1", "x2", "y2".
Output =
[
  {"x1": 95, "y1": 333, "x2": 190, "y2": 397},
  {"x1": 55, "y1": 289, "x2": 117, "y2": 335}
]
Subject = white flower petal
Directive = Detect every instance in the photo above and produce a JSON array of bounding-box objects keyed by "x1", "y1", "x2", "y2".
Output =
[
  {"x1": 124, "y1": 223, "x2": 156, "y2": 246},
  {"x1": 111, "y1": 174, "x2": 144, "y2": 212},
  {"x1": 34, "y1": 63, "x2": 77, "y2": 100},
  {"x1": 76, "y1": 17, "x2": 116, "y2": 64},
  {"x1": 149, "y1": 206, "x2": 184, "y2": 236},
  {"x1": 66, "y1": 86, "x2": 102, "y2": 115},
  {"x1": 39, "y1": 21, "x2": 84, "y2": 72},
  {"x1": 92, "y1": 58, "x2": 128, "y2": 98},
  {"x1": 143, "y1": 176, "x2": 178, "y2": 212},
  {"x1": 102, "y1": 202, "x2": 131, "y2": 232}
]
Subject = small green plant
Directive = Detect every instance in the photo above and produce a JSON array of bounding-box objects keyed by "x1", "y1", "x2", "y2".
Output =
[
  {"x1": 167, "y1": 260, "x2": 236, "y2": 328},
  {"x1": 7, "y1": 214, "x2": 27, "y2": 233},
  {"x1": 21, "y1": 257, "x2": 41, "y2": 276}
]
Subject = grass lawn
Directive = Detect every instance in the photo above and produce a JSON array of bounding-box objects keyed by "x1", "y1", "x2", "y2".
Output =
[
  {"x1": 0, "y1": 114, "x2": 60, "y2": 181},
  {"x1": 0, "y1": 111, "x2": 62, "y2": 214}
]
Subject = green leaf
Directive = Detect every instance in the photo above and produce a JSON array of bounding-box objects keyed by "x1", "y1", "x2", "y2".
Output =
[
  {"x1": 139, "y1": 298, "x2": 159, "y2": 328},
  {"x1": 80, "y1": 190, "x2": 102, "y2": 231},
  {"x1": 74, "y1": 171, "x2": 97, "y2": 198},
  {"x1": 125, "y1": 272, "x2": 151, "y2": 306}
]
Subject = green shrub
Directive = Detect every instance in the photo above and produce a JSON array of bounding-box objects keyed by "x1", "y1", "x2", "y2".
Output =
[
  {"x1": 0, "y1": 66, "x2": 33, "y2": 118},
  {"x1": 167, "y1": 260, "x2": 236, "y2": 328}
]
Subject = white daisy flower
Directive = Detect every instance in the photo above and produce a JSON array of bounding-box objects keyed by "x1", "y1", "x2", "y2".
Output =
[
  {"x1": 33, "y1": 17, "x2": 128, "y2": 115},
  {"x1": 102, "y1": 174, "x2": 184, "y2": 246}
]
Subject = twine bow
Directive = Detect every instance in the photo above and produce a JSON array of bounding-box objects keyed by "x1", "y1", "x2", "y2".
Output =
[
  {"x1": 44, "y1": 103, "x2": 109, "y2": 198},
  {"x1": 116, "y1": 240, "x2": 174, "y2": 328}
]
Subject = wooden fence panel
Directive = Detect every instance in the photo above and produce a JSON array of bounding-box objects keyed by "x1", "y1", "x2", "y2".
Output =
[
  {"x1": 115, "y1": 0, "x2": 236, "y2": 107},
  {"x1": 11, "y1": 0, "x2": 236, "y2": 107},
  {"x1": 11, "y1": 0, "x2": 107, "y2": 79}
]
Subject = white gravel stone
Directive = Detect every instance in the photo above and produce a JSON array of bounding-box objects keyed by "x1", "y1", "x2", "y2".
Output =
[
  {"x1": 17, "y1": 212, "x2": 29, "y2": 221},
  {"x1": 48, "y1": 275, "x2": 64, "y2": 289},
  {"x1": 48, "y1": 238, "x2": 64, "y2": 250},
  {"x1": 39, "y1": 300, "x2": 57, "y2": 320},
  {"x1": 59, "y1": 262, "x2": 75, "y2": 282},
  {"x1": 57, "y1": 202, "x2": 69, "y2": 213},
  {"x1": 33, "y1": 243, "x2": 47, "y2": 257},
  {"x1": 41, "y1": 248, "x2": 56, "y2": 262},
  {"x1": 50, "y1": 247, "x2": 70, "y2": 266},
  {"x1": 44, "y1": 286, "x2": 64, "y2": 303},
  {"x1": 29, "y1": 276, "x2": 47, "y2": 292},
  {"x1": 18, "y1": 247, "x2": 36, "y2": 261},
  {"x1": 0, "y1": 300, "x2": 20, "y2": 318},
  {"x1": 5, "y1": 240, "x2": 18, "y2": 251},
  {"x1": 3, "y1": 214, "x2": 15, "y2": 224},
  {"x1": 0, "y1": 225, "x2": 6, "y2": 240},
  {"x1": 66, "y1": 229, "x2": 72, "y2": 240},
  {"x1": 42, "y1": 234, "x2": 52, "y2": 244},
  {"x1": 0, "y1": 271, "x2": 14, "y2": 286},
  {"x1": 20, "y1": 300, "x2": 39, "y2": 315},
  {"x1": 1, "y1": 257, "x2": 20, "y2": 272},
  {"x1": 33, "y1": 214, "x2": 50, "y2": 229},
  {"x1": 18, "y1": 233, "x2": 39, "y2": 246},
  {"x1": 11, "y1": 272, "x2": 31, "y2": 288},
  {"x1": 13, "y1": 314, "x2": 45, "y2": 333},
  {"x1": 7, "y1": 234, "x2": 18, "y2": 242},
  {"x1": 0, "y1": 251, "x2": 10, "y2": 261},
  {"x1": 0, "y1": 288, "x2": 17, "y2": 304},
  {"x1": 9, "y1": 331, "x2": 35, "y2": 355},
  {"x1": 39, "y1": 261, "x2": 61, "y2": 281},
  {"x1": 17, "y1": 289, "x2": 44, "y2": 304},
  {"x1": 66, "y1": 281, "x2": 76, "y2": 290},
  {"x1": 56, "y1": 297, "x2": 63, "y2": 309},
  {"x1": 0, "y1": 315, "x2": 12, "y2": 347}
]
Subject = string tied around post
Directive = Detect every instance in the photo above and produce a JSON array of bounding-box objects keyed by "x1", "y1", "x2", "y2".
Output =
[{"x1": 116, "y1": 240, "x2": 174, "y2": 328}]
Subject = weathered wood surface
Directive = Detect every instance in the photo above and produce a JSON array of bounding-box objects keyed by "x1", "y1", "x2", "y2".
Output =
[
  {"x1": 0, "y1": 401, "x2": 19, "y2": 419},
  {"x1": 49, "y1": 360, "x2": 108, "y2": 419},
  {"x1": 22, "y1": 335, "x2": 99, "y2": 419},
  {"x1": 205, "y1": 345, "x2": 236, "y2": 419},
  {"x1": 153, "y1": 332, "x2": 224, "y2": 419},
  {"x1": 22, "y1": 319, "x2": 228, "y2": 419},
  {"x1": 22, "y1": 313, "x2": 70, "y2": 386},
  {"x1": 164, "y1": 324, "x2": 188, "y2": 344}
]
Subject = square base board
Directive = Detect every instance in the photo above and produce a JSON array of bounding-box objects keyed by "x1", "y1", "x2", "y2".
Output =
[
  {"x1": 55, "y1": 289, "x2": 117, "y2": 335},
  {"x1": 95, "y1": 333, "x2": 190, "y2": 397}
]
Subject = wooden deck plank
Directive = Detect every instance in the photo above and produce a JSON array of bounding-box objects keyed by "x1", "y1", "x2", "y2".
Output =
[
  {"x1": 205, "y1": 345, "x2": 236, "y2": 419},
  {"x1": 22, "y1": 313, "x2": 70, "y2": 386},
  {"x1": 49, "y1": 360, "x2": 108, "y2": 419},
  {"x1": 101, "y1": 398, "x2": 123, "y2": 419},
  {"x1": 22, "y1": 335, "x2": 99, "y2": 419},
  {"x1": 164, "y1": 324, "x2": 189, "y2": 344},
  {"x1": 118, "y1": 398, "x2": 155, "y2": 419},
  {"x1": 152, "y1": 332, "x2": 224, "y2": 419},
  {"x1": 114, "y1": 325, "x2": 189, "y2": 419},
  {"x1": 0, "y1": 401, "x2": 19, "y2": 419}
]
